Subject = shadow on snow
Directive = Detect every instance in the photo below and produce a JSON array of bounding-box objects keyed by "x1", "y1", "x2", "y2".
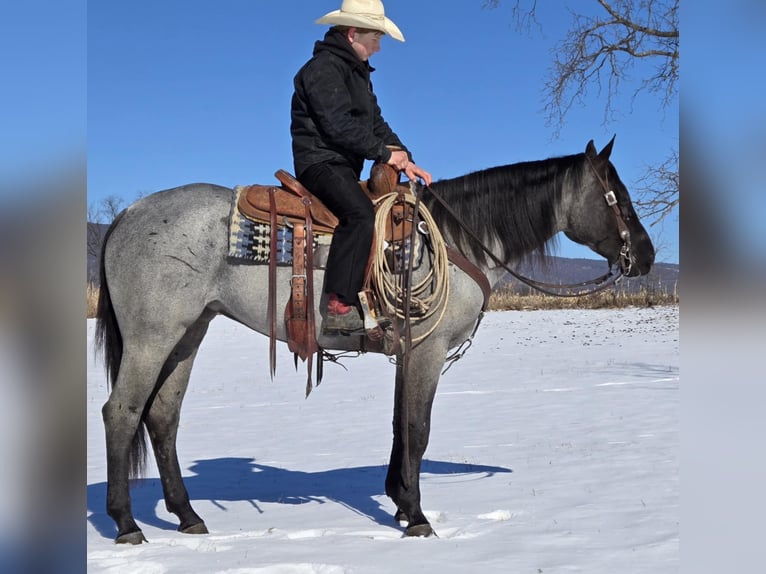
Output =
[{"x1": 87, "y1": 457, "x2": 512, "y2": 539}]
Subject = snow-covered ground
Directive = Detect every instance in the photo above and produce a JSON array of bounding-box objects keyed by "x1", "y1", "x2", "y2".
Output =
[{"x1": 87, "y1": 306, "x2": 679, "y2": 573}]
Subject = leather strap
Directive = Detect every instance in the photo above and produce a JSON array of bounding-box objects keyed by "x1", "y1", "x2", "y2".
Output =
[
  {"x1": 275, "y1": 169, "x2": 309, "y2": 198},
  {"x1": 285, "y1": 198, "x2": 320, "y2": 395},
  {"x1": 291, "y1": 222, "x2": 306, "y2": 322},
  {"x1": 303, "y1": 196, "x2": 318, "y2": 390},
  {"x1": 445, "y1": 245, "x2": 492, "y2": 311},
  {"x1": 268, "y1": 187, "x2": 278, "y2": 379}
]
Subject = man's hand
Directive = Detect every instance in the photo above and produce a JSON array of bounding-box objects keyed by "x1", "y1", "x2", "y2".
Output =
[
  {"x1": 404, "y1": 163, "x2": 432, "y2": 186},
  {"x1": 386, "y1": 149, "x2": 432, "y2": 186},
  {"x1": 387, "y1": 150, "x2": 410, "y2": 171}
]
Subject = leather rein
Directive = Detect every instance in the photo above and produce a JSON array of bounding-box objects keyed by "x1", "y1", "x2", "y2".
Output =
[{"x1": 423, "y1": 156, "x2": 634, "y2": 298}]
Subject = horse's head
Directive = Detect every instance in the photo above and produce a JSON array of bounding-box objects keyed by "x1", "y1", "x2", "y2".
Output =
[{"x1": 562, "y1": 137, "x2": 655, "y2": 277}]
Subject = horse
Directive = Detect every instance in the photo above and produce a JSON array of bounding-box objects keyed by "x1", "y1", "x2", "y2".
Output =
[{"x1": 95, "y1": 137, "x2": 655, "y2": 543}]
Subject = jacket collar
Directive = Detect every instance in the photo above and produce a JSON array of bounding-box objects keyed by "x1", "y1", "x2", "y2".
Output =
[{"x1": 314, "y1": 28, "x2": 374, "y2": 74}]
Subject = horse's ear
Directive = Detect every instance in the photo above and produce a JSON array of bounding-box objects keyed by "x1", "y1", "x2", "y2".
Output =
[
  {"x1": 585, "y1": 139, "x2": 598, "y2": 158},
  {"x1": 598, "y1": 135, "x2": 616, "y2": 160}
]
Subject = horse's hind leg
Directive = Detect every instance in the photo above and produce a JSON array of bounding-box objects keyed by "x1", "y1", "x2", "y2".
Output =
[
  {"x1": 102, "y1": 335, "x2": 182, "y2": 544},
  {"x1": 143, "y1": 311, "x2": 215, "y2": 535}
]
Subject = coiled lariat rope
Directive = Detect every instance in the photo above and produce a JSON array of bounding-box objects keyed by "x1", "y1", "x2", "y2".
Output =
[{"x1": 369, "y1": 189, "x2": 450, "y2": 343}]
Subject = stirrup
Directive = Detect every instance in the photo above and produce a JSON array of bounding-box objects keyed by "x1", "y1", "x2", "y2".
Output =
[
  {"x1": 323, "y1": 310, "x2": 364, "y2": 333},
  {"x1": 322, "y1": 313, "x2": 391, "y2": 337}
]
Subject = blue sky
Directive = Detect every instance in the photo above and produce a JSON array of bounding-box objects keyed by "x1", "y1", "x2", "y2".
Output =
[
  {"x1": 87, "y1": 1, "x2": 678, "y2": 263},
  {"x1": 1, "y1": 2, "x2": 85, "y2": 189}
]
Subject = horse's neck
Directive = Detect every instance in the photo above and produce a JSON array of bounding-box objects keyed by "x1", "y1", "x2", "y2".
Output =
[
  {"x1": 430, "y1": 224, "x2": 505, "y2": 292},
  {"x1": 482, "y1": 264, "x2": 513, "y2": 291},
  {"x1": 429, "y1": 168, "x2": 567, "y2": 286}
]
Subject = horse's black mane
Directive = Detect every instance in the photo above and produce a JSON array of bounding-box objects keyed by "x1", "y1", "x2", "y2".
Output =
[{"x1": 422, "y1": 153, "x2": 586, "y2": 265}]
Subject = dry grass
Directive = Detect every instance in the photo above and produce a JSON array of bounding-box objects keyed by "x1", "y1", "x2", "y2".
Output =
[
  {"x1": 86, "y1": 283, "x2": 678, "y2": 319},
  {"x1": 489, "y1": 284, "x2": 678, "y2": 310},
  {"x1": 87, "y1": 284, "x2": 99, "y2": 319}
]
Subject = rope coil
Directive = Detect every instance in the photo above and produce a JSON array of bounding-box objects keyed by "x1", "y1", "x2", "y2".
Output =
[{"x1": 369, "y1": 190, "x2": 450, "y2": 343}]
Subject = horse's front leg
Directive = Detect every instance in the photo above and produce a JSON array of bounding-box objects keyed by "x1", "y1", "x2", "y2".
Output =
[{"x1": 385, "y1": 340, "x2": 446, "y2": 537}]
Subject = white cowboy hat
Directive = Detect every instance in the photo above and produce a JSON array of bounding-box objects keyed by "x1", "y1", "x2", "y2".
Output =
[{"x1": 316, "y1": 0, "x2": 405, "y2": 42}]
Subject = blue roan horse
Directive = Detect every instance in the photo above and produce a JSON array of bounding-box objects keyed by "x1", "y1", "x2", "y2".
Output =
[{"x1": 96, "y1": 138, "x2": 654, "y2": 543}]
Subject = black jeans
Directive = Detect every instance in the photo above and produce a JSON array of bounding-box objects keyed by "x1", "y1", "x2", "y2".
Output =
[{"x1": 299, "y1": 162, "x2": 374, "y2": 305}]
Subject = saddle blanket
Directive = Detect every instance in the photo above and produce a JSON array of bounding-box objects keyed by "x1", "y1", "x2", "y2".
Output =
[
  {"x1": 227, "y1": 185, "x2": 422, "y2": 268},
  {"x1": 227, "y1": 185, "x2": 329, "y2": 265}
]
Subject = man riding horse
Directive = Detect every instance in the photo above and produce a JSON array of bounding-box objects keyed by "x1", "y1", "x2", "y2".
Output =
[{"x1": 291, "y1": 0, "x2": 432, "y2": 333}]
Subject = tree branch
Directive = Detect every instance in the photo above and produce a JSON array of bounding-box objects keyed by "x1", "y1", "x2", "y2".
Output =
[
  {"x1": 634, "y1": 149, "x2": 679, "y2": 226},
  {"x1": 596, "y1": 0, "x2": 678, "y2": 38},
  {"x1": 485, "y1": 1, "x2": 679, "y2": 223}
]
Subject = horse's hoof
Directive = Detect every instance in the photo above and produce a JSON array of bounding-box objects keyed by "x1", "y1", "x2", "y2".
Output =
[
  {"x1": 179, "y1": 522, "x2": 209, "y2": 535},
  {"x1": 405, "y1": 523, "x2": 435, "y2": 537},
  {"x1": 115, "y1": 530, "x2": 148, "y2": 545}
]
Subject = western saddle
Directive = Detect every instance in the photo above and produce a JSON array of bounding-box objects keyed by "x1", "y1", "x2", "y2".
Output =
[{"x1": 236, "y1": 164, "x2": 491, "y2": 394}]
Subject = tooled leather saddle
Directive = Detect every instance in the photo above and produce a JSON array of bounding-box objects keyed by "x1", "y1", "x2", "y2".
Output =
[
  {"x1": 236, "y1": 164, "x2": 415, "y2": 391},
  {"x1": 236, "y1": 164, "x2": 491, "y2": 394}
]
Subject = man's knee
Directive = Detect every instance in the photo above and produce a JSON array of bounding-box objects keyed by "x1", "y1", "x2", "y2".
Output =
[
  {"x1": 344, "y1": 191, "x2": 375, "y2": 222},
  {"x1": 356, "y1": 211, "x2": 375, "y2": 240}
]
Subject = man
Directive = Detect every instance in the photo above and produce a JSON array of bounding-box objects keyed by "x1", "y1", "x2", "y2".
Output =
[{"x1": 291, "y1": 0, "x2": 432, "y2": 332}]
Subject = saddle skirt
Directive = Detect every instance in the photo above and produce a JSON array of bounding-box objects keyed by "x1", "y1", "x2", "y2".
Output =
[
  {"x1": 230, "y1": 165, "x2": 423, "y2": 394},
  {"x1": 237, "y1": 167, "x2": 415, "y2": 241},
  {"x1": 237, "y1": 170, "x2": 338, "y2": 234}
]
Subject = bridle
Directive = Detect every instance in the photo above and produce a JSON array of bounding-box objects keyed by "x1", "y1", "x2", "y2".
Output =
[
  {"x1": 422, "y1": 156, "x2": 635, "y2": 298},
  {"x1": 586, "y1": 154, "x2": 633, "y2": 277}
]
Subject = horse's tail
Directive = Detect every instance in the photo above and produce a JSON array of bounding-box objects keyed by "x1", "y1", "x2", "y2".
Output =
[
  {"x1": 94, "y1": 211, "x2": 148, "y2": 479},
  {"x1": 94, "y1": 213, "x2": 123, "y2": 390}
]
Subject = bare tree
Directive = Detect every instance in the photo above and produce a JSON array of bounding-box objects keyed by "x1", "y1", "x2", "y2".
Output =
[
  {"x1": 634, "y1": 148, "x2": 678, "y2": 226},
  {"x1": 98, "y1": 195, "x2": 125, "y2": 222},
  {"x1": 487, "y1": 0, "x2": 678, "y2": 125},
  {"x1": 87, "y1": 195, "x2": 125, "y2": 265},
  {"x1": 86, "y1": 203, "x2": 103, "y2": 261},
  {"x1": 485, "y1": 0, "x2": 679, "y2": 224}
]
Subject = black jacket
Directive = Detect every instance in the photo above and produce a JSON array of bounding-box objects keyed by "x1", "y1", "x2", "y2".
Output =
[{"x1": 291, "y1": 28, "x2": 410, "y2": 179}]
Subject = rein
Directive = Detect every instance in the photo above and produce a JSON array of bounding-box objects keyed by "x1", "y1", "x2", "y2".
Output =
[{"x1": 423, "y1": 158, "x2": 635, "y2": 297}]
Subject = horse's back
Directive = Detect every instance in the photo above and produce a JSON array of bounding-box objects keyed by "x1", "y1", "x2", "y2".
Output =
[
  {"x1": 120, "y1": 182, "x2": 233, "y2": 224},
  {"x1": 108, "y1": 182, "x2": 232, "y2": 246}
]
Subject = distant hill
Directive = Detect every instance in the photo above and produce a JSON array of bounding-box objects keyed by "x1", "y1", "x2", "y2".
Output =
[{"x1": 87, "y1": 222, "x2": 678, "y2": 293}]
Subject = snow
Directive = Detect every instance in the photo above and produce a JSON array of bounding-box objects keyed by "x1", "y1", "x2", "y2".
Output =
[{"x1": 87, "y1": 306, "x2": 679, "y2": 573}]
